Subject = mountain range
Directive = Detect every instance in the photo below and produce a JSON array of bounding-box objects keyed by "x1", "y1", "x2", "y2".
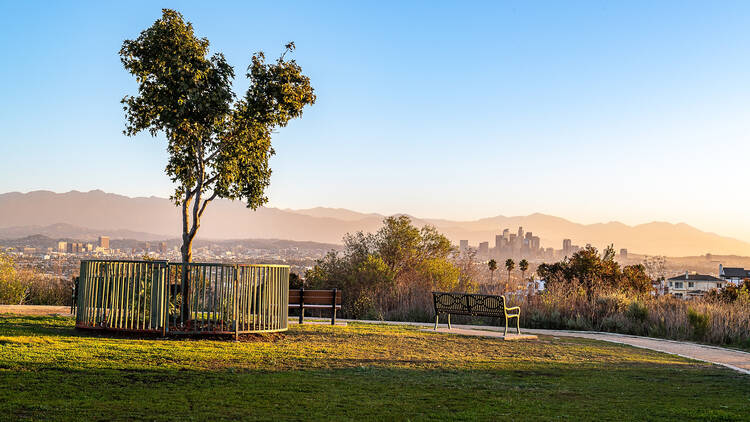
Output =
[{"x1": 1, "y1": 190, "x2": 748, "y2": 257}]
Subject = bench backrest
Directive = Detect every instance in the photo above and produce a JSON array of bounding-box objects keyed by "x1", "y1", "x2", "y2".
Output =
[
  {"x1": 289, "y1": 289, "x2": 342, "y2": 306},
  {"x1": 432, "y1": 291, "x2": 506, "y2": 316}
]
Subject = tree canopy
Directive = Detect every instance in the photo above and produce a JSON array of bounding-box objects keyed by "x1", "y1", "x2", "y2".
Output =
[
  {"x1": 306, "y1": 216, "x2": 466, "y2": 319},
  {"x1": 536, "y1": 245, "x2": 652, "y2": 297},
  {"x1": 120, "y1": 9, "x2": 315, "y2": 259}
]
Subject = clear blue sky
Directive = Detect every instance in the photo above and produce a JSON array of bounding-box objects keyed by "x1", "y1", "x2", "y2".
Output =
[{"x1": 1, "y1": 1, "x2": 749, "y2": 241}]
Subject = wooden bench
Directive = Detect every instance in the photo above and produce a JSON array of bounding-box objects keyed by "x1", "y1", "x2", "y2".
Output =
[
  {"x1": 289, "y1": 288, "x2": 341, "y2": 325},
  {"x1": 432, "y1": 291, "x2": 520, "y2": 336}
]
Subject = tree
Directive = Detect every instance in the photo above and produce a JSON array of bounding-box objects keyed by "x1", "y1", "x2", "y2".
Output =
[
  {"x1": 120, "y1": 9, "x2": 315, "y2": 321},
  {"x1": 505, "y1": 258, "x2": 515, "y2": 287},
  {"x1": 519, "y1": 259, "x2": 529, "y2": 284},
  {"x1": 306, "y1": 216, "x2": 460, "y2": 319},
  {"x1": 487, "y1": 259, "x2": 498, "y2": 283}
]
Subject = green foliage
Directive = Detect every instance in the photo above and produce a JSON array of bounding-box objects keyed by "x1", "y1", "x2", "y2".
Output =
[
  {"x1": 0, "y1": 254, "x2": 24, "y2": 304},
  {"x1": 487, "y1": 259, "x2": 497, "y2": 273},
  {"x1": 120, "y1": 9, "x2": 315, "y2": 265},
  {"x1": 625, "y1": 301, "x2": 649, "y2": 323},
  {"x1": 0, "y1": 253, "x2": 70, "y2": 305},
  {"x1": 505, "y1": 258, "x2": 515, "y2": 272},
  {"x1": 289, "y1": 272, "x2": 303, "y2": 289},
  {"x1": 519, "y1": 259, "x2": 529, "y2": 282},
  {"x1": 537, "y1": 246, "x2": 653, "y2": 298},
  {"x1": 306, "y1": 216, "x2": 460, "y2": 319},
  {"x1": 687, "y1": 307, "x2": 710, "y2": 340}
]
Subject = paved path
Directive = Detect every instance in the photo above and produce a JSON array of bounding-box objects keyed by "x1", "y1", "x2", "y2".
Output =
[{"x1": 523, "y1": 328, "x2": 750, "y2": 375}]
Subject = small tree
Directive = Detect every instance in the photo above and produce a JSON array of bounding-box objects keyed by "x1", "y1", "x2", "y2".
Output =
[
  {"x1": 120, "y1": 9, "x2": 315, "y2": 321},
  {"x1": 505, "y1": 258, "x2": 515, "y2": 288},
  {"x1": 519, "y1": 259, "x2": 529, "y2": 285},
  {"x1": 487, "y1": 259, "x2": 497, "y2": 283}
]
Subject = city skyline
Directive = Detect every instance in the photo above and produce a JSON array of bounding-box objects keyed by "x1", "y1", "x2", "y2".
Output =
[{"x1": 2, "y1": 2, "x2": 750, "y2": 242}]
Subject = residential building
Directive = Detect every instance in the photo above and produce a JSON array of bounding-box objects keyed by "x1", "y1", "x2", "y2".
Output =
[
  {"x1": 666, "y1": 272, "x2": 723, "y2": 299},
  {"x1": 718, "y1": 265, "x2": 750, "y2": 285}
]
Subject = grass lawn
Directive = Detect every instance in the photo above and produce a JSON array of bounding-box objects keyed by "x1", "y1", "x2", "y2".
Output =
[{"x1": 1, "y1": 315, "x2": 749, "y2": 421}]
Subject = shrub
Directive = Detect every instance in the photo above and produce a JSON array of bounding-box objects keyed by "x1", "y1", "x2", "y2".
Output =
[
  {"x1": 625, "y1": 301, "x2": 649, "y2": 323},
  {"x1": 687, "y1": 308, "x2": 710, "y2": 340}
]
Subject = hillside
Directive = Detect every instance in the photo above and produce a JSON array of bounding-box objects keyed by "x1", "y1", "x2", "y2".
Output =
[{"x1": 0, "y1": 190, "x2": 749, "y2": 256}]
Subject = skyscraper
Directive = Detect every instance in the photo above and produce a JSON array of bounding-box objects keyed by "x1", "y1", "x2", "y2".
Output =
[
  {"x1": 563, "y1": 239, "x2": 572, "y2": 255},
  {"x1": 478, "y1": 242, "x2": 489, "y2": 257},
  {"x1": 99, "y1": 236, "x2": 110, "y2": 250},
  {"x1": 459, "y1": 240, "x2": 469, "y2": 254}
]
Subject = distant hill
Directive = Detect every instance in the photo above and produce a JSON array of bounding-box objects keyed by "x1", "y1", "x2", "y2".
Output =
[{"x1": 0, "y1": 190, "x2": 749, "y2": 257}]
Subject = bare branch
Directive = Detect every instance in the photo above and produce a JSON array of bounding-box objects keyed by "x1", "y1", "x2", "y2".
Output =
[{"x1": 198, "y1": 192, "x2": 219, "y2": 218}]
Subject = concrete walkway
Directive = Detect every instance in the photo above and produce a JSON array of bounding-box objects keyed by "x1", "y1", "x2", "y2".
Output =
[{"x1": 523, "y1": 328, "x2": 750, "y2": 375}]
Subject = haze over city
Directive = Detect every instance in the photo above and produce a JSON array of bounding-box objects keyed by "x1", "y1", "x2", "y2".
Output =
[{"x1": 2, "y1": 1, "x2": 749, "y2": 243}]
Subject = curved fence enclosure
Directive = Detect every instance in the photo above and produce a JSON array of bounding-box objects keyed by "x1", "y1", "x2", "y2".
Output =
[{"x1": 75, "y1": 260, "x2": 289, "y2": 336}]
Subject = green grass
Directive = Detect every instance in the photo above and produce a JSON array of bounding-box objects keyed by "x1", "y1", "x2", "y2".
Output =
[{"x1": 1, "y1": 315, "x2": 749, "y2": 421}]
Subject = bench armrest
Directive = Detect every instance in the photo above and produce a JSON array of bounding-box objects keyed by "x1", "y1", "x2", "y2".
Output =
[{"x1": 505, "y1": 306, "x2": 520, "y2": 312}]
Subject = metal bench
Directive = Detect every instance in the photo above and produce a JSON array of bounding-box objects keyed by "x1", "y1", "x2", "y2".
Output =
[
  {"x1": 289, "y1": 288, "x2": 341, "y2": 325},
  {"x1": 432, "y1": 291, "x2": 520, "y2": 336}
]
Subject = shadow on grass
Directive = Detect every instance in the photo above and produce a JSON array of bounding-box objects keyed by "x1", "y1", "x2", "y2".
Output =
[{"x1": 0, "y1": 315, "x2": 283, "y2": 343}]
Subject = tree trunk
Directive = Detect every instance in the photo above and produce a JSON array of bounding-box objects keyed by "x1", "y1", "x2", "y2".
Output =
[
  {"x1": 180, "y1": 235, "x2": 192, "y2": 325},
  {"x1": 180, "y1": 198, "x2": 193, "y2": 325}
]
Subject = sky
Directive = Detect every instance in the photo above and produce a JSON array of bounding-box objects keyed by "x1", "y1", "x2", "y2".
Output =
[{"x1": 1, "y1": 1, "x2": 749, "y2": 242}]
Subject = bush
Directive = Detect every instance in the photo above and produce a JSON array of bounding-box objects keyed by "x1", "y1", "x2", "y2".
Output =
[
  {"x1": 687, "y1": 308, "x2": 710, "y2": 340},
  {"x1": 625, "y1": 301, "x2": 649, "y2": 323},
  {"x1": 0, "y1": 253, "x2": 72, "y2": 306}
]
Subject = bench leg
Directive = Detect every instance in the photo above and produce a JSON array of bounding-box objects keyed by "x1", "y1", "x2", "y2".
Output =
[
  {"x1": 504, "y1": 316, "x2": 508, "y2": 337},
  {"x1": 516, "y1": 315, "x2": 520, "y2": 335},
  {"x1": 447, "y1": 314, "x2": 451, "y2": 330},
  {"x1": 434, "y1": 314, "x2": 439, "y2": 330},
  {"x1": 299, "y1": 307, "x2": 304, "y2": 324},
  {"x1": 331, "y1": 307, "x2": 336, "y2": 326}
]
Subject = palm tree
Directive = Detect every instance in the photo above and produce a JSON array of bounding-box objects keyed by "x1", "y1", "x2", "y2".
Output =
[
  {"x1": 488, "y1": 259, "x2": 497, "y2": 283},
  {"x1": 519, "y1": 259, "x2": 529, "y2": 289},
  {"x1": 505, "y1": 258, "x2": 515, "y2": 289}
]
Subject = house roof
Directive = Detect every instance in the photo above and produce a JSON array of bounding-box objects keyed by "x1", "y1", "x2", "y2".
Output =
[
  {"x1": 667, "y1": 274, "x2": 722, "y2": 282},
  {"x1": 721, "y1": 267, "x2": 750, "y2": 278}
]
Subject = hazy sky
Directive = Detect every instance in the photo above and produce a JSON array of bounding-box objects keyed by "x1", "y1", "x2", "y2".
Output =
[{"x1": 1, "y1": 1, "x2": 749, "y2": 241}]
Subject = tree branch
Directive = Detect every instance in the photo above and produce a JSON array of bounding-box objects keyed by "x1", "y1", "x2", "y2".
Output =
[{"x1": 198, "y1": 192, "x2": 219, "y2": 218}]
